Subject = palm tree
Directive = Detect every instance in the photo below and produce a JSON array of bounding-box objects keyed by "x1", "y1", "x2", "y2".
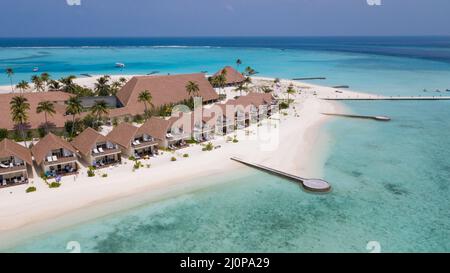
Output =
[
  {"x1": 91, "y1": 100, "x2": 109, "y2": 128},
  {"x1": 40, "y1": 73, "x2": 51, "y2": 91},
  {"x1": 236, "y1": 59, "x2": 242, "y2": 70},
  {"x1": 244, "y1": 66, "x2": 256, "y2": 76},
  {"x1": 119, "y1": 77, "x2": 127, "y2": 85},
  {"x1": 286, "y1": 84, "x2": 295, "y2": 102},
  {"x1": 48, "y1": 80, "x2": 61, "y2": 90},
  {"x1": 10, "y1": 96, "x2": 30, "y2": 147},
  {"x1": 31, "y1": 75, "x2": 44, "y2": 92},
  {"x1": 16, "y1": 80, "x2": 30, "y2": 93},
  {"x1": 137, "y1": 90, "x2": 154, "y2": 120},
  {"x1": 36, "y1": 101, "x2": 56, "y2": 134},
  {"x1": 186, "y1": 81, "x2": 200, "y2": 97},
  {"x1": 234, "y1": 83, "x2": 248, "y2": 97},
  {"x1": 5, "y1": 68, "x2": 14, "y2": 93},
  {"x1": 110, "y1": 81, "x2": 122, "y2": 96},
  {"x1": 217, "y1": 74, "x2": 227, "y2": 96},
  {"x1": 59, "y1": 75, "x2": 77, "y2": 93},
  {"x1": 66, "y1": 96, "x2": 83, "y2": 137},
  {"x1": 95, "y1": 76, "x2": 110, "y2": 96}
]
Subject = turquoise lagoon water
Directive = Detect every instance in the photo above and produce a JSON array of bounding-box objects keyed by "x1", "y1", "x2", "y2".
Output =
[{"x1": 1, "y1": 38, "x2": 450, "y2": 252}]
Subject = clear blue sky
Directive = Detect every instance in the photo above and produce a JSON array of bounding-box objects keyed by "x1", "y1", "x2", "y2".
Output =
[{"x1": 1, "y1": 0, "x2": 450, "y2": 37}]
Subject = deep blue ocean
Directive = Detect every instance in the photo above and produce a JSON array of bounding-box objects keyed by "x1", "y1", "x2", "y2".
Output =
[{"x1": 1, "y1": 37, "x2": 449, "y2": 252}]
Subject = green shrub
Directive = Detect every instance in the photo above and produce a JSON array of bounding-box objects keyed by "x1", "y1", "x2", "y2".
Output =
[
  {"x1": 203, "y1": 142, "x2": 214, "y2": 151},
  {"x1": 112, "y1": 117, "x2": 119, "y2": 127},
  {"x1": 133, "y1": 114, "x2": 144, "y2": 124},
  {"x1": 146, "y1": 164, "x2": 151, "y2": 168},
  {"x1": 183, "y1": 153, "x2": 189, "y2": 158},
  {"x1": 101, "y1": 173, "x2": 108, "y2": 178},
  {"x1": 171, "y1": 156, "x2": 177, "y2": 161},
  {"x1": 133, "y1": 160, "x2": 143, "y2": 170},
  {"x1": 128, "y1": 156, "x2": 136, "y2": 161},
  {"x1": 87, "y1": 166, "x2": 96, "y2": 177},
  {"x1": 186, "y1": 138, "x2": 198, "y2": 144},
  {"x1": 49, "y1": 182, "x2": 61, "y2": 188},
  {"x1": 26, "y1": 186, "x2": 36, "y2": 193},
  {"x1": 37, "y1": 127, "x2": 47, "y2": 138},
  {"x1": 233, "y1": 137, "x2": 239, "y2": 143},
  {"x1": 0, "y1": 128, "x2": 8, "y2": 140},
  {"x1": 279, "y1": 101, "x2": 289, "y2": 110}
]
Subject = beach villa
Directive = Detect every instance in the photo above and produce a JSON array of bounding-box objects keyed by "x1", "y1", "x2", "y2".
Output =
[
  {"x1": 191, "y1": 110, "x2": 217, "y2": 142},
  {"x1": 0, "y1": 139, "x2": 33, "y2": 187},
  {"x1": 31, "y1": 133, "x2": 79, "y2": 178},
  {"x1": 213, "y1": 66, "x2": 246, "y2": 86},
  {"x1": 71, "y1": 127, "x2": 122, "y2": 168},
  {"x1": 107, "y1": 122, "x2": 158, "y2": 159},
  {"x1": 211, "y1": 104, "x2": 235, "y2": 135},
  {"x1": 108, "y1": 73, "x2": 219, "y2": 121},
  {"x1": 140, "y1": 116, "x2": 191, "y2": 149}
]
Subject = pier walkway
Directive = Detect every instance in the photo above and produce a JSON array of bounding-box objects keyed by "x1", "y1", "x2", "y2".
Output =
[
  {"x1": 320, "y1": 95, "x2": 450, "y2": 101},
  {"x1": 321, "y1": 113, "x2": 391, "y2": 121},
  {"x1": 230, "y1": 157, "x2": 331, "y2": 193}
]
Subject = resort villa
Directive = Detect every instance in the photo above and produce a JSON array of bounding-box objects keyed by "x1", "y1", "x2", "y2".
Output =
[
  {"x1": 71, "y1": 127, "x2": 122, "y2": 168},
  {"x1": 31, "y1": 133, "x2": 79, "y2": 178},
  {"x1": 213, "y1": 66, "x2": 246, "y2": 86},
  {"x1": 108, "y1": 73, "x2": 219, "y2": 121},
  {"x1": 139, "y1": 116, "x2": 191, "y2": 150},
  {"x1": 212, "y1": 103, "x2": 236, "y2": 135},
  {"x1": 0, "y1": 70, "x2": 279, "y2": 187},
  {"x1": 190, "y1": 110, "x2": 217, "y2": 142},
  {"x1": 0, "y1": 139, "x2": 33, "y2": 187},
  {"x1": 106, "y1": 122, "x2": 159, "y2": 159}
]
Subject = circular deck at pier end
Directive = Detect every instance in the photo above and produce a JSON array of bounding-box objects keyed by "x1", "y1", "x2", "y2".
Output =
[{"x1": 302, "y1": 179, "x2": 331, "y2": 192}]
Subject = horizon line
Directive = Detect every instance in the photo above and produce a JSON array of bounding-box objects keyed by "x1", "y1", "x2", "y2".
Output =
[{"x1": 2, "y1": 35, "x2": 450, "y2": 39}]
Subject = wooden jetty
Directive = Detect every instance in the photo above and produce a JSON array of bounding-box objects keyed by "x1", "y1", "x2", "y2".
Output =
[
  {"x1": 332, "y1": 85, "x2": 350, "y2": 89},
  {"x1": 322, "y1": 113, "x2": 391, "y2": 121},
  {"x1": 230, "y1": 157, "x2": 331, "y2": 193},
  {"x1": 320, "y1": 95, "x2": 450, "y2": 101}
]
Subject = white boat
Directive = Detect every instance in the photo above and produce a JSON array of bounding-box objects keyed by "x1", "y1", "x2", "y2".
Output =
[
  {"x1": 115, "y1": 63, "x2": 125, "y2": 68},
  {"x1": 32, "y1": 67, "x2": 39, "y2": 72}
]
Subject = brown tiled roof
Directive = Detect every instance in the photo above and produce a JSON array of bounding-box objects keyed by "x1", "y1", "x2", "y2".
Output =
[
  {"x1": 106, "y1": 122, "x2": 139, "y2": 149},
  {"x1": 0, "y1": 139, "x2": 33, "y2": 165},
  {"x1": 139, "y1": 117, "x2": 171, "y2": 141},
  {"x1": 209, "y1": 103, "x2": 236, "y2": 119},
  {"x1": 0, "y1": 92, "x2": 72, "y2": 130},
  {"x1": 232, "y1": 93, "x2": 276, "y2": 110},
  {"x1": 115, "y1": 73, "x2": 218, "y2": 117},
  {"x1": 213, "y1": 66, "x2": 246, "y2": 84},
  {"x1": 31, "y1": 133, "x2": 77, "y2": 165},
  {"x1": 71, "y1": 127, "x2": 108, "y2": 157}
]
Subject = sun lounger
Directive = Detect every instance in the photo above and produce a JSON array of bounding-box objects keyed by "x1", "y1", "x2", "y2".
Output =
[
  {"x1": 0, "y1": 163, "x2": 9, "y2": 168},
  {"x1": 98, "y1": 147, "x2": 104, "y2": 153},
  {"x1": 52, "y1": 155, "x2": 58, "y2": 161},
  {"x1": 47, "y1": 156, "x2": 53, "y2": 162},
  {"x1": 93, "y1": 149, "x2": 99, "y2": 154}
]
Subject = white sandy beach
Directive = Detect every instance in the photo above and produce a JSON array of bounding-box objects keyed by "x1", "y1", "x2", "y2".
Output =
[{"x1": 0, "y1": 75, "x2": 357, "y2": 248}]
